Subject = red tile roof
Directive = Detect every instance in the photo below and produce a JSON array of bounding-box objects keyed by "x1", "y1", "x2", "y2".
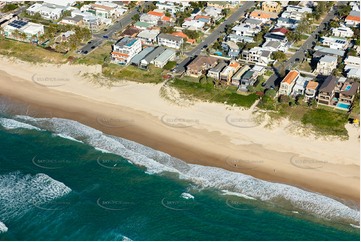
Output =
[
  {"x1": 282, "y1": 70, "x2": 299, "y2": 84},
  {"x1": 271, "y1": 27, "x2": 288, "y2": 35},
  {"x1": 147, "y1": 11, "x2": 164, "y2": 17},
  {"x1": 346, "y1": 15, "x2": 360, "y2": 22}
]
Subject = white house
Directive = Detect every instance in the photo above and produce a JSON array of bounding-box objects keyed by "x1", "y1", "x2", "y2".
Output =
[
  {"x1": 242, "y1": 47, "x2": 272, "y2": 65},
  {"x1": 182, "y1": 19, "x2": 205, "y2": 31},
  {"x1": 314, "y1": 55, "x2": 338, "y2": 76},
  {"x1": 320, "y1": 36, "x2": 349, "y2": 51},
  {"x1": 281, "y1": 5, "x2": 312, "y2": 21},
  {"x1": 137, "y1": 29, "x2": 160, "y2": 45},
  {"x1": 157, "y1": 33, "x2": 184, "y2": 49},
  {"x1": 26, "y1": 3, "x2": 64, "y2": 20},
  {"x1": 344, "y1": 56, "x2": 360, "y2": 79},
  {"x1": 331, "y1": 26, "x2": 354, "y2": 38},
  {"x1": 111, "y1": 37, "x2": 142, "y2": 65},
  {"x1": 203, "y1": 6, "x2": 222, "y2": 20},
  {"x1": 278, "y1": 70, "x2": 299, "y2": 96},
  {"x1": 291, "y1": 76, "x2": 311, "y2": 97},
  {"x1": 232, "y1": 23, "x2": 261, "y2": 37},
  {"x1": 3, "y1": 19, "x2": 44, "y2": 42},
  {"x1": 80, "y1": 1, "x2": 127, "y2": 19}
]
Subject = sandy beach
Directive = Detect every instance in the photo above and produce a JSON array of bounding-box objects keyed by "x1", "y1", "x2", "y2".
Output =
[{"x1": 0, "y1": 56, "x2": 359, "y2": 204}]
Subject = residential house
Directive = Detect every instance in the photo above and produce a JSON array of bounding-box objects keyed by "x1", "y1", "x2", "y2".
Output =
[
  {"x1": 320, "y1": 36, "x2": 349, "y2": 51},
  {"x1": 345, "y1": 11, "x2": 360, "y2": 27},
  {"x1": 249, "y1": 10, "x2": 278, "y2": 23},
  {"x1": 157, "y1": 33, "x2": 184, "y2": 49},
  {"x1": 207, "y1": 1, "x2": 237, "y2": 9},
  {"x1": 264, "y1": 32, "x2": 288, "y2": 45},
  {"x1": 243, "y1": 18, "x2": 264, "y2": 27},
  {"x1": 140, "y1": 12, "x2": 162, "y2": 25},
  {"x1": 111, "y1": 37, "x2": 142, "y2": 65},
  {"x1": 3, "y1": 20, "x2": 44, "y2": 42},
  {"x1": 182, "y1": 19, "x2": 205, "y2": 30},
  {"x1": 262, "y1": 1, "x2": 282, "y2": 14},
  {"x1": 317, "y1": 76, "x2": 338, "y2": 106},
  {"x1": 203, "y1": 6, "x2": 222, "y2": 20},
  {"x1": 134, "y1": 21, "x2": 153, "y2": 30},
  {"x1": 130, "y1": 47, "x2": 155, "y2": 66},
  {"x1": 137, "y1": 29, "x2": 160, "y2": 45},
  {"x1": 82, "y1": 1, "x2": 127, "y2": 19},
  {"x1": 291, "y1": 76, "x2": 311, "y2": 97},
  {"x1": 222, "y1": 41, "x2": 240, "y2": 58},
  {"x1": 278, "y1": 70, "x2": 299, "y2": 96},
  {"x1": 156, "y1": 1, "x2": 183, "y2": 14},
  {"x1": 70, "y1": 9, "x2": 102, "y2": 29},
  {"x1": 172, "y1": 31, "x2": 196, "y2": 44},
  {"x1": 232, "y1": 65, "x2": 250, "y2": 86},
  {"x1": 220, "y1": 61, "x2": 241, "y2": 83},
  {"x1": 121, "y1": 27, "x2": 140, "y2": 37},
  {"x1": 140, "y1": 46, "x2": 166, "y2": 69},
  {"x1": 154, "y1": 48, "x2": 176, "y2": 68},
  {"x1": 186, "y1": 56, "x2": 219, "y2": 78},
  {"x1": 59, "y1": 15, "x2": 84, "y2": 26},
  {"x1": 281, "y1": 5, "x2": 312, "y2": 21},
  {"x1": 350, "y1": 1, "x2": 360, "y2": 12},
  {"x1": 314, "y1": 55, "x2": 338, "y2": 76},
  {"x1": 208, "y1": 61, "x2": 227, "y2": 80},
  {"x1": 26, "y1": 3, "x2": 64, "y2": 20},
  {"x1": 271, "y1": 27, "x2": 288, "y2": 36},
  {"x1": 304, "y1": 81, "x2": 319, "y2": 102},
  {"x1": 344, "y1": 56, "x2": 360, "y2": 79},
  {"x1": 239, "y1": 70, "x2": 256, "y2": 91},
  {"x1": 195, "y1": 15, "x2": 212, "y2": 24},
  {"x1": 242, "y1": 47, "x2": 272, "y2": 65},
  {"x1": 313, "y1": 45, "x2": 345, "y2": 59},
  {"x1": 337, "y1": 80, "x2": 359, "y2": 110},
  {"x1": 331, "y1": 26, "x2": 354, "y2": 38},
  {"x1": 276, "y1": 17, "x2": 298, "y2": 29},
  {"x1": 262, "y1": 40, "x2": 283, "y2": 52},
  {"x1": 54, "y1": 30, "x2": 75, "y2": 43},
  {"x1": 232, "y1": 23, "x2": 262, "y2": 37},
  {"x1": 228, "y1": 34, "x2": 254, "y2": 43}
]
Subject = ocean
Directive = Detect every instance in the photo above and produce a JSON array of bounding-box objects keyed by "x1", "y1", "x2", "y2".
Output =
[{"x1": 0, "y1": 99, "x2": 359, "y2": 241}]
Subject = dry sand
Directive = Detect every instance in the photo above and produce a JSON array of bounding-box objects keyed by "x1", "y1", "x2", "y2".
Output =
[{"x1": 0, "y1": 57, "x2": 359, "y2": 204}]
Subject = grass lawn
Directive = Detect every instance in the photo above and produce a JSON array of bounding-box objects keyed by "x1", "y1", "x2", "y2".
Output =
[
  {"x1": 170, "y1": 78, "x2": 258, "y2": 108},
  {"x1": 301, "y1": 108, "x2": 349, "y2": 137},
  {"x1": 74, "y1": 41, "x2": 113, "y2": 65},
  {"x1": 102, "y1": 64, "x2": 164, "y2": 83},
  {"x1": 0, "y1": 38, "x2": 67, "y2": 63},
  {"x1": 297, "y1": 61, "x2": 313, "y2": 72}
]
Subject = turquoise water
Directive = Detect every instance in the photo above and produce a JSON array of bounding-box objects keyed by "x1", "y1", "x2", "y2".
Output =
[
  {"x1": 336, "y1": 103, "x2": 351, "y2": 110},
  {"x1": 0, "y1": 111, "x2": 359, "y2": 240}
]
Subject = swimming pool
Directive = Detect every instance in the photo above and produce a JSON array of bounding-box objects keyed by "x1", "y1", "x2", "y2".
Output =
[
  {"x1": 336, "y1": 102, "x2": 351, "y2": 110},
  {"x1": 345, "y1": 85, "x2": 352, "y2": 91}
]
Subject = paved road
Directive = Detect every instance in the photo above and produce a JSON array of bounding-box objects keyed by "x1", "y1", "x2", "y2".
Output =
[
  {"x1": 264, "y1": 2, "x2": 348, "y2": 89},
  {"x1": 78, "y1": 3, "x2": 148, "y2": 54},
  {"x1": 186, "y1": 1, "x2": 255, "y2": 57}
]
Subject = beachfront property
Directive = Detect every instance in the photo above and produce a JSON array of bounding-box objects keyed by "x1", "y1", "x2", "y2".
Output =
[
  {"x1": 320, "y1": 36, "x2": 350, "y2": 51},
  {"x1": 304, "y1": 81, "x2": 319, "y2": 102},
  {"x1": 59, "y1": 15, "x2": 84, "y2": 26},
  {"x1": 239, "y1": 68, "x2": 258, "y2": 91},
  {"x1": 331, "y1": 25, "x2": 354, "y2": 38},
  {"x1": 291, "y1": 76, "x2": 312, "y2": 97},
  {"x1": 317, "y1": 76, "x2": 359, "y2": 110},
  {"x1": 111, "y1": 37, "x2": 142, "y2": 65},
  {"x1": 26, "y1": 2, "x2": 66, "y2": 20},
  {"x1": 130, "y1": 46, "x2": 155, "y2": 67},
  {"x1": 278, "y1": 70, "x2": 300, "y2": 96},
  {"x1": 136, "y1": 29, "x2": 160, "y2": 45},
  {"x1": 249, "y1": 10, "x2": 278, "y2": 23},
  {"x1": 3, "y1": 19, "x2": 44, "y2": 42},
  {"x1": 231, "y1": 65, "x2": 250, "y2": 86},
  {"x1": 242, "y1": 47, "x2": 272, "y2": 65},
  {"x1": 153, "y1": 48, "x2": 176, "y2": 68},
  {"x1": 207, "y1": 61, "x2": 228, "y2": 80},
  {"x1": 314, "y1": 55, "x2": 338, "y2": 76},
  {"x1": 140, "y1": 46, "x2": 166, "y2": 69},
  {"x1": 261, "y1": 1, "x2": 283, "y2": 14},
  {"x1": 186, "y1": 56, "x2": 219, "y2": 78},
  {"x1": 157, "y1": 33, "x2": 184, "y2": 49},
  {"x1": 220, "y1": 61, "x2": 241, "y2": 83}
]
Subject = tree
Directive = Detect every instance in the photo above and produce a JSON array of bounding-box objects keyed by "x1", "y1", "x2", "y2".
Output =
[
  {"x1": 336, "y1": 5, "x2": 351, "y2": 17},
  {"x1": 329, "y1": 20, "x2": 340, "y2": 28},
  {"x1": 161, "y1": 26, "x2": 175, "y2": 34},
  {"x1": 165, "y1": 11, "x2": 171, "y2": 17},
  {"x1": 221, "y1": 8, "x2": 230, "y2": 16},
  {"x1": 183, "y1": 29, "x2": 200, "y2": 39},
  {"x1": 131, "y1": 13, "x2": 140, "y2": 22},
  {"x1": 286, "y1": 31, "x2": 301, "y2": 42},
  {"x1": 271, "y1": 51, "x2": 286, "y2": 61}
]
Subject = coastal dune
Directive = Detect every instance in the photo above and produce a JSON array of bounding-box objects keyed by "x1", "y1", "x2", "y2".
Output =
[{"x1": 0, "y1": 57, "x2": 359, "y2": 204}]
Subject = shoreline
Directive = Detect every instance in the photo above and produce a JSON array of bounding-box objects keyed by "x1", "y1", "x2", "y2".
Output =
[{"x1": 0, "y1": 57, "x2": 359, "y2": 206}]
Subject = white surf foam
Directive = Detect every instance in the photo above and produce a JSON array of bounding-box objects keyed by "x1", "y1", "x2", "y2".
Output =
[
  {"x1": 0, "y1": 171, "x2": 71, "y2": 222},
  {"x1": 54, "y1": 133, "x2": 84, "y2": 143},
  {"x1": 12, "y1": 116, "x2": 361, "y2": 224},
  {"x1": 181, "y1": 192, "x2": 194, "y2": 200},
  {"x1": 0, "y1": 118, "x2": 42, "y2": 131},
  {"x1": 221, "y1": 190, "x2": 256, "y2": 200},
  {"x1": 0, "y1": 221, "x2": 8, "y2": 233}
]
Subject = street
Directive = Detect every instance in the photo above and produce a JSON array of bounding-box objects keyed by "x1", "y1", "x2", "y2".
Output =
[
  {"x1": 264, "y1": 1, "x2": 348, "y2": 89},
  {"x1": 186, "y1": 1, "x2": 256, "y2": 57}
]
